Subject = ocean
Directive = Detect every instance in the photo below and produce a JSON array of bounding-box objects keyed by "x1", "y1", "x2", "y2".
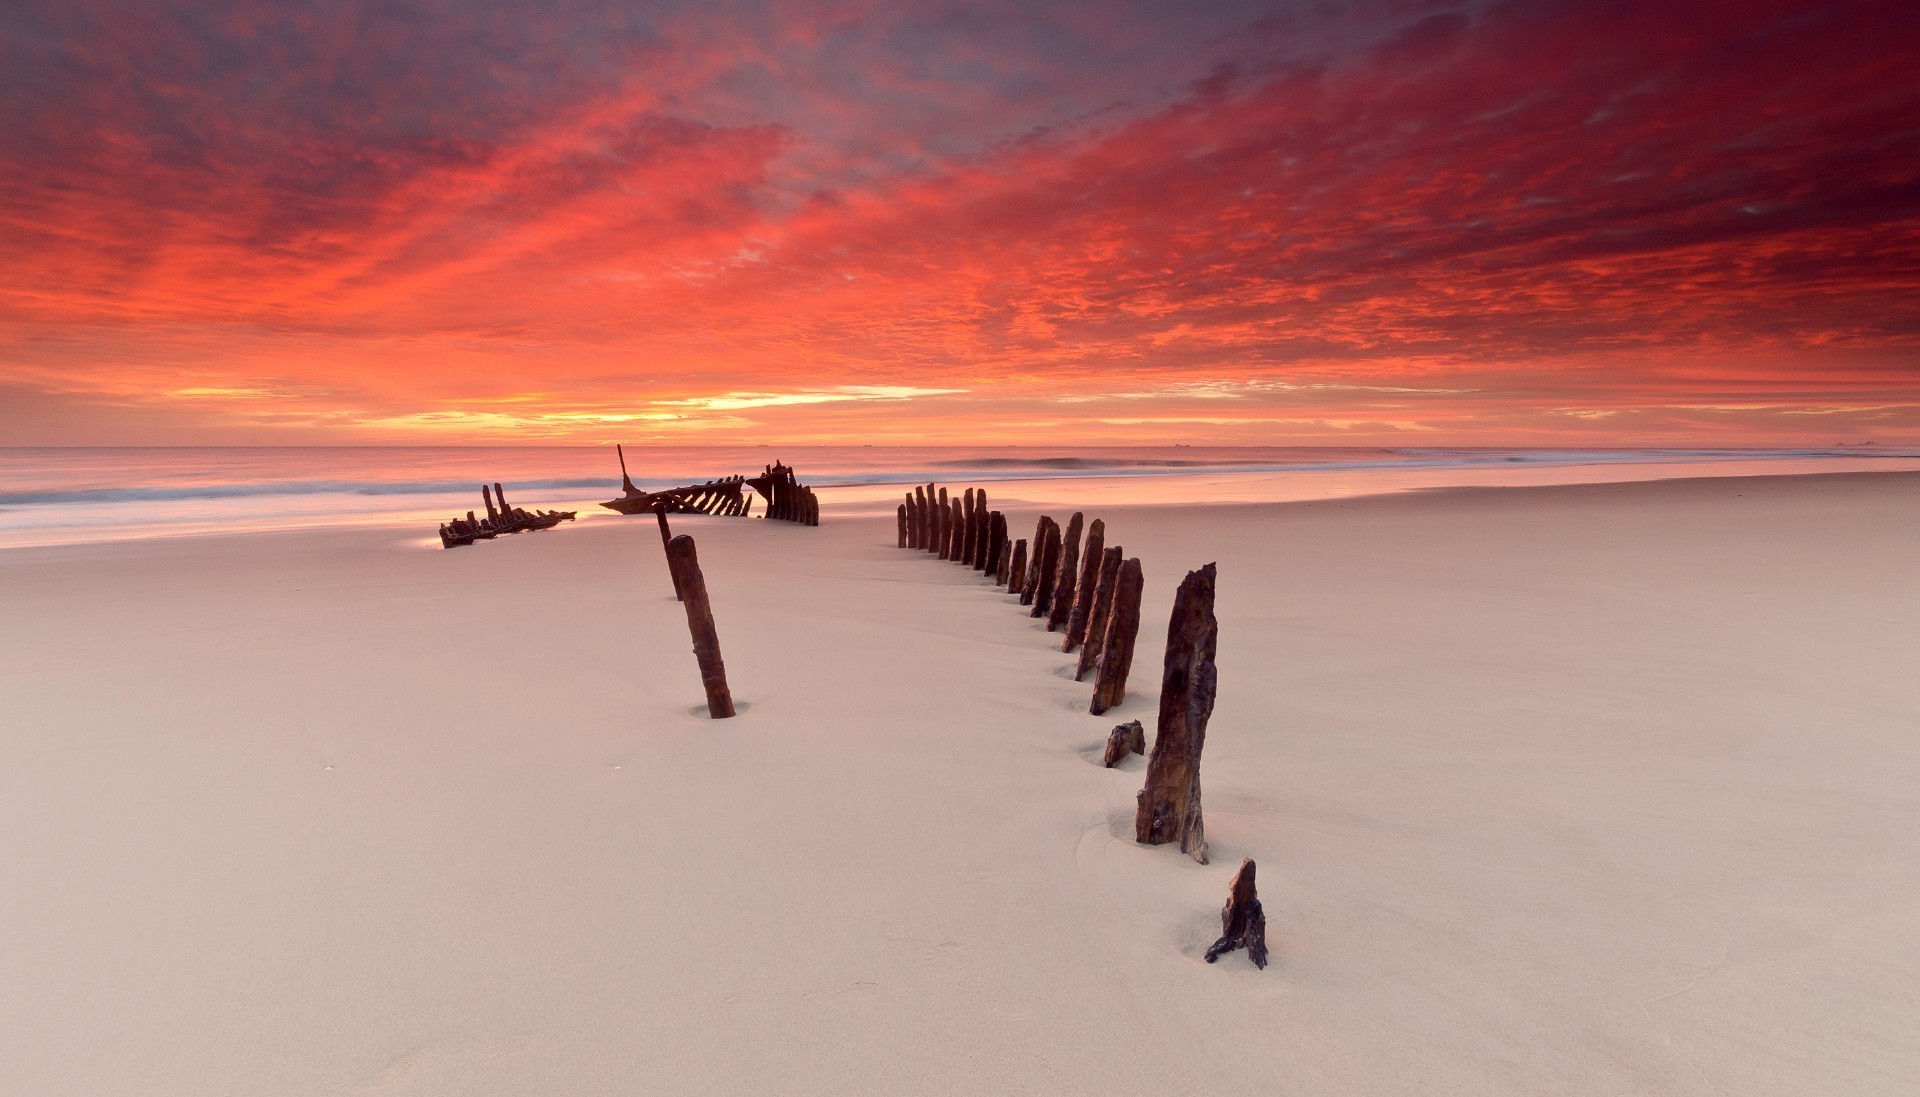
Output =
[{"x1": 2, "y1": 444, "x2": 1916, "y2": 549}]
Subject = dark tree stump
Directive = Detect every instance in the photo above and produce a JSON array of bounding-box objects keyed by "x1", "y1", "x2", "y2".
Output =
[
  {"x1": 1135, "y1": 562, "x2": 1217, "y2": 863},
  {"x1": 1074, "y1": 546, "x2": 1124, "y2": 680},
  {"x1": 1006, "y1": 538, "x2": 1028, "y2": 595},
  {"x1": 1059, "y1": 517, "x2": 1103, "y2": 643},
  {"x1": 665, "y1": 534, "x2": 735, "y2": 719},
  {"x1": 1204, "y1": 859, "x2": 1268, "y2": 969},
  {"x1": 1103, "y1": 719, "x2": 1145, "y2": 767},
  {"x1": 1045, "y1": 512, "x2": 1085, "y2": 629},
  {"x1": 1089, "y1": 557, "x2": 1143, "y2": 715},
  {"x1": 654, "y1": 504, "x2": 683, "y2": 600}
]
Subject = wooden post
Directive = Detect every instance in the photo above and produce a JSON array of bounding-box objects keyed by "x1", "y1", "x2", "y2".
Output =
[
  {"x1": 654, "y1": 504, "x2": 683, "y2": 600},
  {"x1": 897, "y1": 503, "x2": 908, "y2": 548},
  {"x1": 948, "y1": 498, "x2": 964, "y2": 561},
  {"x1": 1047, "y1": 512, "x2": 1086, "y2": 631},
  {"x1": 922, "y1": 483, "x2": 936, "y2": 549},
  {"x1": 1204, "y1": 859, "x2": 1268, "y2": 969},
  {"x1": 1103, "y1": 720, "x2": 1146, "y2": 767},
  {"x1": 1021, "y1": 517, "x2": 1055, "y2": 606},
  {"x1": 936, "y1": 488, "x2": 950, "y2": 558},
  {"x1": 1074, "y1": 546, "x2": 1124, "y2": 680},
  {"x1": 996, "y1": 535, "x2": 1012, "y2": 586},
  {"x1": 983, "y1": 511, "x2": 1005, "y2": 576},
  {"x1": 1030, "y1": 516, "x2": 1065, "y2": 617},
  {"x1": 665, "y1": 534, "x2": 735, "y2": 719},
  {"x1": 1135, "y1": 562, "x2": 1217, "y2": 863},
  {"x1": 1062, "y1": 519, "x2": 1106, "y2": 651},
  {"x1": 1089, "y1": 557, "x2": 1143, "y2": 715},
  {"x1": 1006, "y1": 538, "x2": 1028, "y2": 595},
  {"x1": 482, "y1": 484, "x2": 499, "y2": 524},
  {"x1": 972, "y1": 490, "x2": 991, "y2": 570},
  {"x1": 1021, "y1": 516, "x2": 1048, "y2": 600},
  {"x1": 962, "y1": 488, "x2": 976, "y2": 564}
]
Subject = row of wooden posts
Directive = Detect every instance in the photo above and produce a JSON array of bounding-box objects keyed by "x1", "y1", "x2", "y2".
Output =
[
  {"x1": 895, "y1": 484, "x2": 1264, "y2": 968},
  {"x1": 896, "y1": 484, "x2": 1144, "y2": 715}
]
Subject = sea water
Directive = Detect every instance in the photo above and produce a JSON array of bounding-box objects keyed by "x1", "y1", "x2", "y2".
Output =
[{"x1": 1, "y1": 445, "x2": 1916, "y2": 549}]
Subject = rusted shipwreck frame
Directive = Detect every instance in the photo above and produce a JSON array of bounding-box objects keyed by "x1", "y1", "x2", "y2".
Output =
[
  {"x1": 599, "y1": 445, "x2": 820, "y2": 525},
  {"x1": 438, "y1": 482, "x2": 577, "y2": 548}
]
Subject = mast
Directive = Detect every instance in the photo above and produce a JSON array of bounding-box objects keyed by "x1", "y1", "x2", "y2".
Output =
[{"x1": 617, "y1": 444, "x2": 638, "y2": 496}]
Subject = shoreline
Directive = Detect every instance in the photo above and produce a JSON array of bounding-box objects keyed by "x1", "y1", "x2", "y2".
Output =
[{"x1": 3, "y1": 472, "x2": 1917, "y2": 1094}]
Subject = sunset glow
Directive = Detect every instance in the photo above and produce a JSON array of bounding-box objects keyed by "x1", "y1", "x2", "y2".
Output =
[{"x1": 4, "y1": 0, "x2": 1917, "y2": 445}]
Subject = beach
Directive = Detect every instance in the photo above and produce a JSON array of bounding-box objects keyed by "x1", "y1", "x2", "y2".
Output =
[{"x1": 3, "y1": 470, "x2": 1917, "y2": 1094}]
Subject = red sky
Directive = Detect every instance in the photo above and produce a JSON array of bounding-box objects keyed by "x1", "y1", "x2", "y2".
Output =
[{"x1": 3, "y1": 0, "x2": 1917, "y2": 446}]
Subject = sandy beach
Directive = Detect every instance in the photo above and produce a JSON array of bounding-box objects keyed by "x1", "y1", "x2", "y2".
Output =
[{"x1": 3, "y1": 470, "x2": 1917, "y2": 1095}]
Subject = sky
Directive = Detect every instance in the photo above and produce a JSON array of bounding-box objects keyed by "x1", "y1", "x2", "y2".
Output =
[{"x1": 2, "y1": 0, "x2": 1917, "y2": 446}]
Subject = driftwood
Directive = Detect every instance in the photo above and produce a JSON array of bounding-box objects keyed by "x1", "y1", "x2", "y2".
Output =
[
  {"x1": 1089, "y1": 557, "x2": 1143, "y2": 715},
  {"x1": 1204, "y1": 859, "x2": 1268, "y2": 969},
  {"x1": 1103, "y1": 720, "x2": 1146, "y2": 767},
  {"x1": 1047, "y1": 512, "x2": 1087, "y2": 631},
  {"x1": 654, "y1": 505, "x2": 683, "y2": 600},
  {"x1": 665, "y1": 534, "x2": 734, "y2": 719},
  {"x1": 1074, "y1": 546, "x2": 1124, "y2": 680},
  {"x1": 1006, "y1": 538, "x2": 1028, "y2": 594},
  {"x1": 1030, "y1": 515, "x2": 1067, "y2": 618},
  {"x1": 1062, "y1": 519, "x2": 1105, "y2": 651},
  {"x1": 1134, "y1": 562, "x2": 1217, "y2": 863}
]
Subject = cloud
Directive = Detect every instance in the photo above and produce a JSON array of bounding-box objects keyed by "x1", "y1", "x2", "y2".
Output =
[{"x1": 1, "y1": 0, "x2": 1915, "y2": 444}]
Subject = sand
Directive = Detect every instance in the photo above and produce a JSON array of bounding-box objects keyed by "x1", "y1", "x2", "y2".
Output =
[{"x1": 2, "y1": 471, "x2": 1917, "y2": 1095}]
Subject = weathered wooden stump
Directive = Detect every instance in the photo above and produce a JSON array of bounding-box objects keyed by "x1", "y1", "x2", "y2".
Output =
[
  {"x1": 653, "y1": 504, "x2": 683, "y2": 600},
  {"x1": 1204, "y1": 859, "x2": 1268, "y2": 969},
  {"x1": 1044, "y1": 512, "x2": 1085, "y2": 629},
  {"x1": 972, "y1": 491, "x2": 992, "y2": 570},
  {"x1": 948, "y1": 498, "x2": 964, "y2": 560},
  {"x1": 1006, "y1": 538, "x2": 1028, "y2": 594},
  {"x1": 1052, "y1": 516, "x2": 1098, "y2": 637},
  {"x1": 1029, "y1": 518, "x2": 1059, "y2": 618},
  {"x1": 1103, "y1": 719, "x2": 1146, "y2": 767},
  {"x1": 899, "y1": 499, "x2": 912, "y2": 548},
  {"x1": 664, "y1": 534, "x2": 734, "y2": 719},
  {"x1": 1089, "y1": 557, "x2": 1143, "y2": 715},
  {"x1": 984, "y1": 511, "x2": 1005, "y2": 576},
  {"x1": 1134, "y1": 562, "x2": 1216, "y2": 862},
  {"x1": 1074, "y1": 546, "x2": 1124, "y2": 680},
  {"x1": 962, "y1": 488, "x2": 977, "y2": 563},
  {"x1": 935, "y1": 487, "x2": 951, "y2": 558}
]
